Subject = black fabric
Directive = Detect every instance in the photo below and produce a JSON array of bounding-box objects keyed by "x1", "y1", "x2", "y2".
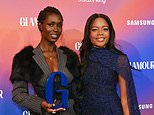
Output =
[
  {"x1": 81, "y1": 47, "x2": 140, "y2": 115},
  {"x1": 10, "y1": 46, "x2": 81, "y2": 84},
  {"x1": 10, "y1": 46, "x2": 43, "y2": 83}
]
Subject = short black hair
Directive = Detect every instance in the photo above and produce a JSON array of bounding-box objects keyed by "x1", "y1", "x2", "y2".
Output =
[
  {"x1": 37, "y1": 6, "x2": 63, "y2": 31},
  {"x1": 37, "y1": 6, "x2": 63, "y2": 23}
]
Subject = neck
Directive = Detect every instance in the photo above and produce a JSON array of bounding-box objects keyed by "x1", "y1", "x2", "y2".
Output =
[{"x1": 39, "y1": 40, "x2": 56, "y2": 52}]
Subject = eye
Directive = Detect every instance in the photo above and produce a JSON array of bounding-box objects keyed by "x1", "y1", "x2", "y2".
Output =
[
  {"x1": 103, "y1": 27, "x2": 109, "y2": 31},
  {"x1": 57, "y1": 23, "x2": 62, "y2": 27},
  {"x1": 91, "y1": 28, "x2": 98, "y2": 31},
  {"x1": 47, "y1": 22, "x2": 54, "y2": 27}
]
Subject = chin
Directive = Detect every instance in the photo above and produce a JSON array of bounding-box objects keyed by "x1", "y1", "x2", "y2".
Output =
[
  {"x1": 50, "y1": 38, "x2": 59, "y2": 42},
  {"x1": 48, "y1": 40, "x2": 57, "y2": 44},
  {"x1": 95, "y1": 44, "x2": 106, "y2": 48}
]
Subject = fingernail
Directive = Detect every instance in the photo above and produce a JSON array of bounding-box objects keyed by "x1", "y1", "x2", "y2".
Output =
[{"x1": 52, "y1": 111, "x2": 56, "y2": 114}]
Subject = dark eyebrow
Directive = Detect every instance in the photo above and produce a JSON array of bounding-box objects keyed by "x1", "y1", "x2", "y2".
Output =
[
  {"x1": 48, "y1": 20, "x2": 62, "y2": 24},
  {"x1": 91, "y1": 26, "x2": 109, "y2": 28}
]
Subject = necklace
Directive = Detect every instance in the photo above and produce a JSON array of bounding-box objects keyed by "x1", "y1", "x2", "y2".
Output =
[{"x1": 49, "y1": 57, "x2": 53, "y2": 61}]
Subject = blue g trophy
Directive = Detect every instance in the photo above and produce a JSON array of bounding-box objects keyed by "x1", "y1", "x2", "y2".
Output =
[{"x1": 45, "y1": 72, "x2": 68, "y2": 109}]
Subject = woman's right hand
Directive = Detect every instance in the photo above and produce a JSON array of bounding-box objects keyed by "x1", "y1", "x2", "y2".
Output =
[{"x1": 41, "y1": 100, "x2": 66, "y2": 114}]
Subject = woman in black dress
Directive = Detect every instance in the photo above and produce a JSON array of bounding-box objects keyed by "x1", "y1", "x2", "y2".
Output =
[{"x1": 80, "y1": 13, "x2": 140, "y2": 115}]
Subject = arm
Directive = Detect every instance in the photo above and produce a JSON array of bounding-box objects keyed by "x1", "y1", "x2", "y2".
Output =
[
  {"x1": 12, "y1": 81, "x2": 44, "y2": 114},
  {"x1": 118, "y1": 75, "x2": 130, "y2": 115},
  {"x1": 117, "y1": 55, "x2": 140, "y2": 115},
  {"x1": 12, "y1": 81, "x2": 66, "y2": 114}
]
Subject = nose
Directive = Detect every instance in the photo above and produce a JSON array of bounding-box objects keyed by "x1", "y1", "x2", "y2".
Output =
[
  {"x1": 98, "y1": 29, "x2": 103, "y2": 35},
  {"x1": 98, "y1": 31, "x2": 103, "y2": 35},
  {"x1": 53, "y1": 25, "x2": 58, "y2": 32}
]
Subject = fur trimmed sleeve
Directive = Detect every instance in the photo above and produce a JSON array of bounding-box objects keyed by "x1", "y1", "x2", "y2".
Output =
[
  {"x1": 10, "y1": 46, "x2": 34, "y2": 83},
  {"x1": 59, "y1": 46, "x2": 82, "y2": 114},
  {"x1": 59, "y1": 46, "x2": 80, "y2": 79}
]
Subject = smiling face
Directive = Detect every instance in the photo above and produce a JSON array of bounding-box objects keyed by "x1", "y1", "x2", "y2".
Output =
[
  {"x1": 90, "y1": 17, "x2": 110, "y2": 48},
  {"x1": 39, "y1": 13, "x2": 63, "y2": 43}
]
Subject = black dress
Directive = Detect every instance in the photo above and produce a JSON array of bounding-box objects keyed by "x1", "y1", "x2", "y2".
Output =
[{"x1": 81, "y1": 47, "x2": 140, "y2": 115}]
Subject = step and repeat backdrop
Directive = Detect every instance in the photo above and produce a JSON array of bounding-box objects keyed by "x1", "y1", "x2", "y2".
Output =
[{"x1": 0, "y1": 0, "x2": 154, "y2": 115}]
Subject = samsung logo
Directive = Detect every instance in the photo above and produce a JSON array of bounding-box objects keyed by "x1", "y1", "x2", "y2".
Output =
[
  {"x1": 139, "y1": 103, "x2": 153, "y2": 110},
  {"x1": 130, "y1": 61, "x2": 154, "y2": 70},
  {"x1": 0, "y1": 89, "x2": 4, "y2": 99},
  {"x1": 78, "y1": 0, "x2": 106, "y2": 4},
  {"x1": 127, "y1": 20, "x2": 154, "y2": 26}
]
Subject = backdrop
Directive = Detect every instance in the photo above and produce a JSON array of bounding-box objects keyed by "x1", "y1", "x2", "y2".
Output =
[{"x1": 0, "y1": 0, "x2": 154, "y2": 115}]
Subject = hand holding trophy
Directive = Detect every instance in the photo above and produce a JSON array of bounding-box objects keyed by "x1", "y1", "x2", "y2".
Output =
[{"x1": 45, "y1": 72, "x2": 68, "y2": 114}]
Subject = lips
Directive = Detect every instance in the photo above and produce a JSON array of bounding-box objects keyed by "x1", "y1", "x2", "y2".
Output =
[
  {"x1": 50, "y1": 34, "x2": 58, "y2": 39},
  {"x1": 96, "y1": 37, "x2": 105, "y2": 42}
]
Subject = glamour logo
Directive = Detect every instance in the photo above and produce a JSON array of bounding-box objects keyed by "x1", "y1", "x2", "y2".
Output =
[
  {"x1": 0, "y1": 89, "x2": 4, "y2": 99},
  {"x1": 78, "y1": 0, "x2": 106, "y2": 4},
  {"x1": 139, "y1": 103, "x2": 153, "y2": 110},
  {"x1": 20, "y1": 17, "x2": 37, "y2": 27},
  {"x1": 75, "y1": 42, "x2": 82, "y2": 50},
  {"x1": 129, "y1": 61, "x2": 154, "y2": 70},
  {"x1": 127, "y1": 20, "x2": 154, "y2": 26}
]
